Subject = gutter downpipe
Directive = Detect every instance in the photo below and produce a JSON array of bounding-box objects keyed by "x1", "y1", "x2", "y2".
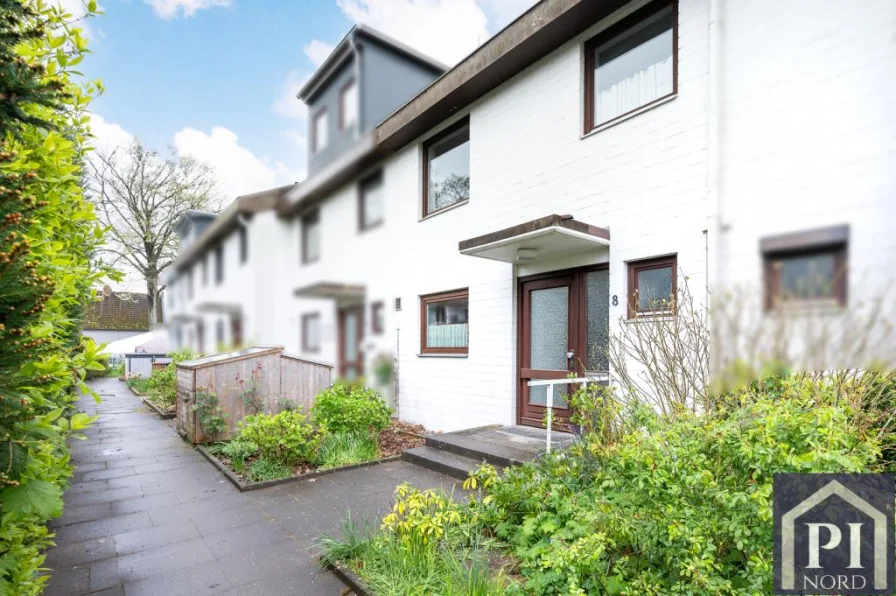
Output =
[{"x1": 707, "y1": 0, "x2": 724, "y2": 374}]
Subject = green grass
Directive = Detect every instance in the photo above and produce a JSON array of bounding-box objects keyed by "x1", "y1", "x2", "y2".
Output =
[
  {"x1": 246, "y1": 457, "x2": 290, "y2": 482},
  {"x1": 315, "y1": 431, "x2": 378, "y2": 469},
  {"x1": 318, "y1": 525, "x2": 508, "y2": 596},
  {"x1": 125, "y1": 376, "x2": 151, "y2": 393}
]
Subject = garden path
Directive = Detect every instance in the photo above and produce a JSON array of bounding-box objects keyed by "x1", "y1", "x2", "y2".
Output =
[{"x1": 43, "y1": 377, "x2": 460, "y2": 596}]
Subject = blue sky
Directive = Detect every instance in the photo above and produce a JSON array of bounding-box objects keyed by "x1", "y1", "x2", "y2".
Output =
[{"x1": 75, "y1": 0, "x2": 536, "y2": 201}]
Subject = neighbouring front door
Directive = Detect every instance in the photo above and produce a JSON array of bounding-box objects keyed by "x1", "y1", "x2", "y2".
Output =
[
  {"x1": 518, "y1": 265, "x2": 609, "y2": 428},
  {"x1": 338, "y1": 306, "x2": 364, "y2": 381}
]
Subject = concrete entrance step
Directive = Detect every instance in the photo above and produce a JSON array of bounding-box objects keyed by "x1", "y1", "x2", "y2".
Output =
[
  {"x1": 421, "y1": 425, "x2": 577, "y2": 468},
  {"x1": 402, "y1": 446, "x2": 500, "y2": 481}
]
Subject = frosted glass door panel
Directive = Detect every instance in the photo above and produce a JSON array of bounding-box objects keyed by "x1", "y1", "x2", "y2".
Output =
[
  {"x1": 528, "y1": 286, "x2": 569, "y2": 408},
  {"x1": 585, "y1": 270, "x2": 610, "y2": 372}
]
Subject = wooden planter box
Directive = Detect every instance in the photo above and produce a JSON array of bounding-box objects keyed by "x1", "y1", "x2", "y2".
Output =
[
  {"x1": 323, "y1": 560, "x2": 374, "y2": 596},
  {"x1": 142, "y1": 397, "x2": 176, "y2": 420},
  {"x1": 195, "y1": 444, "x2": 400, "y2": 492}
]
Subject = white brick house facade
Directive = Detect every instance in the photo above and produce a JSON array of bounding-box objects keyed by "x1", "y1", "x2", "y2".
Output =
[{"x1": 168, "y1": 0, "x2": 896, "y2": 432}]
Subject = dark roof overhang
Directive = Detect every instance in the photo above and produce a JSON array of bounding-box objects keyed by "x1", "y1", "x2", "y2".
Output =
[{"x1": 375, "y1": 0, "x2": 630, "y2": 153}]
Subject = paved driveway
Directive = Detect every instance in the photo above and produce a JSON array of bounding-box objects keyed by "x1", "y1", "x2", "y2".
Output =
[{"x1": 43, "y1": 378, "x2": 459, "y2": 596}]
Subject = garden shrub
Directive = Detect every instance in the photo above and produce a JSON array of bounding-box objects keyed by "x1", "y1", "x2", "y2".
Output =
[
  {"x1": 471, "y1": 390, "x2": 878, "y2": 595},
  {"x1": 144, "y1": 348, "x2": 197, "y2": 408},
  {"x1": 220, "y1": 439, "x2": 257, "y2": 472},
  {"x1": 311, "y1": 383, "x2": 391, "y2": 435},
  {"x1": 0, "y1": 1, "x2": 106, "y2": 593},
  {"x1": 236, "y1": 410, "x2": 320, "y2": 465}
]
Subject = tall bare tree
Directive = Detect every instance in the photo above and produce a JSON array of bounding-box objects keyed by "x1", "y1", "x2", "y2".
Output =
[{"x1": 87, "y1": 140, "x2": 218, "y2": 324}]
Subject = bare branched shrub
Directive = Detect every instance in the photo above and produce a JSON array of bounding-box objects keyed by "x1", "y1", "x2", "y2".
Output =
[{"x1": 605, "y1": 275, "x2": 711, "y2": 417}]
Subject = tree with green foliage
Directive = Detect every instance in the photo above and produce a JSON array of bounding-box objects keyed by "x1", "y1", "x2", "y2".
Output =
[{"x1": 0, "y1": 0, "x2": 109, "y2": 593}]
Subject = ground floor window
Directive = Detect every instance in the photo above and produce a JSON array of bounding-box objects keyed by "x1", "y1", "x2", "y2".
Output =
[
  {"x1": 627, "y1": 254, "x2": 677, "y2": 317},
  {"x1": 302, "y1": 313, "x2": 321, "y2": 352},
  {"x1": 761, "y1": 225, "x2": 848, "y2": 310},
  {"x1": 420, "y1": 289, "x2": 469, "y2": 354}
]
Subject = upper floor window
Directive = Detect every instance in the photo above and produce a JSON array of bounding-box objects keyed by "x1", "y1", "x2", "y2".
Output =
[
  {"x1": 627, "y1": 255, "x2": 676, "y2": 317},
  {"x1": 584, "y1": 0, "x2": 676, "y2": 132},
  {"x1": 422, "y1": 118, "x2": 470, "y2": 217},
  {"x1": 340, "y1": 78, "x2": 358, "y2": 131},
  {"x1": 312, "y1": 108, "x2": 329, "y2": 154},
  {"x1": 761, "y1": 225, "x2": 848, "y2": 310},
  {"x1": 238, "y1": 227, "x2": 248, "y2": 264},
  {"x1": 301, "y1": 210, "x2": 320, "y2": 264},
  {"x1": 214, "y1": 244, "x2": 224, "y2": 284},
  {"x1": 201, "y1": 256, "x2": 208, "y2": 286},
  {"x1": 187, "y1": 269, "x2": 194, "y2": 300},
  {"x1": 358, "y1": 171, "x2": 384, "y2": 231}
]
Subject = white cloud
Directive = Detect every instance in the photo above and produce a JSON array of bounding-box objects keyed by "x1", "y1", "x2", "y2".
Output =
[
  {"x1": 304, "y1": 40, "x2": 336, "y2": 67},
  {"x1": 144, "y1": 0, "x2": 231, "y2": 20},
  {"x1": 337, "y1": 0, "x2": 489, "y2": 66},
  {"x1": 173, "y1": 126, "x2": 298, "y2": 200},
  {"x1": 87, "y1": 113, "x2": 134, "y2": 155},
  {"x1": 272, "y1": 70, "x2": 310, "y2": 122}
]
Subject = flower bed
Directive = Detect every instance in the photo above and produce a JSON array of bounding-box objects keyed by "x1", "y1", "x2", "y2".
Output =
[{"x1": 196, "y1": 383, "x2": 425, "y2": 491}]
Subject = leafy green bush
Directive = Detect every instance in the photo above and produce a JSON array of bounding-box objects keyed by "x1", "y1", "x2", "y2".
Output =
[
  {"x1": 316, "y1": 432, "x2": 378, "y2": 469},
  {"x1": 470, "y1": 389, "x2": 878, "y2": 595},
  {"x1": 311, "y1": 383, "x2": 391, "y2": 435},
  {"x1": 236, "y1": 410, "x2": 320, "y2": 465},
  {"x1": 0, "y1": 1, "x2": 107, "y2": 593},
  {"x1": 125, "y1": 375, "x2": 151, "y2": 394},
  {"x1": 247, "y1": 457, "x2": 290, "y2": 482},
  {"x1": 144, "y1": 348, "x2": 197, "y2": 408}
]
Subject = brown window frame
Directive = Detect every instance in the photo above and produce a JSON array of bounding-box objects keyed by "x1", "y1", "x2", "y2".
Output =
[
  {"x1": 627, "y1": 255, "x2": 677, "y2": 318},
  {"x1": 371, "y1": 301, "x2": 385, "y2": 335},
  {"x1": 300, "y1": 209, "x2": 320, "y2": 265},
  {"x1": 301, "y1": 313, "x2": 321, "y2": 353},
  {"x1": 339, "y1": 78, "x2": 357, "y2": 131},
  {"x1": 583, "y1": 0, "x2": 678, "y2": 134},
  {"x1": 420, "y1": 288, "x2": 469, "y2": 355},
  {"x1": 761, "y1": 226, "x2": 849, "y2": 311},
  {"x1": 421, "y1": 117, "x2": 470, "y2": 219},
  {"x1": 358, "y1": 170, "x2": 384, "y2": 231},
  {"x1": 311, "y1": 107, "x2": 328, "y2": 154}
]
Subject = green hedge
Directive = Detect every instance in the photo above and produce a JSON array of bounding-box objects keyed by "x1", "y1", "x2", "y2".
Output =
[{"x1": 0, "y1": 2, "x2": 106, "y2": 593}]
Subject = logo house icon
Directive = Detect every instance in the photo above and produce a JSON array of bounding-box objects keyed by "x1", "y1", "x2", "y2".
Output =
[{"x1": 780, "y1": 480, "x2": 888, "y2": 591}]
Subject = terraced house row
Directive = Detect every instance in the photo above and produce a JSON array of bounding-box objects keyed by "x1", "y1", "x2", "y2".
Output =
[{"x1": 164, "y1": 0, "x2": 896, "y2": 432}]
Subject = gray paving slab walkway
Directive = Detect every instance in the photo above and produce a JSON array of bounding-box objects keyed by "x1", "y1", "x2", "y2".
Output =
[{"x1": 43, "y1": 377, "x2": 461, "y2": 596}]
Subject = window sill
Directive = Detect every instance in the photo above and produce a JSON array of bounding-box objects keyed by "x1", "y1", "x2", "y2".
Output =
[
  {"x1": 301, "y1": 258, "x2": 320, "y2": 266},
  {"x1": 359, "y1": 220, "x2": 384, "y2": 233},
  {"x1": 582, "y1": 94, "x2": 677, "y2": 139},
  {"x1": 416, "y1": 353, "x2": 468, "y2": 358},
  {"x1": 767, "y1": 301, "x2": 846, "y2": 316},
  {"x1": 420, "y1": 200, "x2": 469, "y2": 222},
  {"x1": 624, "y1": 312, "x2": 675, "y2": 323}
]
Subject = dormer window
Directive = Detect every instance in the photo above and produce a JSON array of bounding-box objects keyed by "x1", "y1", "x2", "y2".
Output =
[
  {"x1": 312, "y1": 108, "x2": 329, "y2": 154},
  {"x1": 340, "y1": 78, "x2": 358, "y2": 131}
]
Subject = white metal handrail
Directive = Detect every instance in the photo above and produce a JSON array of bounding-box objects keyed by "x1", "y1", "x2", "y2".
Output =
[{"x1": 527, "y1": 375, "x2": 609, "y2": 453}]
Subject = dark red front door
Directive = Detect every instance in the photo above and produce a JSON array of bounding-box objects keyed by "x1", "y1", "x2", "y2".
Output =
[{"x1": 338, "y1": 306, "x2": 364, "y2": 381}]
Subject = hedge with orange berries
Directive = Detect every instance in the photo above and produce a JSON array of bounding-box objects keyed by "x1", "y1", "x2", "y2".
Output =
[{"x1": 0, "y1": 1, "x2": 113, "y2": 593}]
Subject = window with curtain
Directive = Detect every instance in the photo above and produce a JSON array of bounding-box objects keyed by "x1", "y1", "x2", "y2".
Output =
[
  {"x1": 420, "y1": 289, "x2": 469, "y2": 354},
  {"x1": 302, "y1": 314, "x2": 321, "y2": 352},
  {"x1": 585, "y1": 1, "x2": 675, "y2": 131}
]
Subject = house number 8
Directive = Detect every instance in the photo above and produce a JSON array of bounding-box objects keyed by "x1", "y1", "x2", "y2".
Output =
[{"x1": 612, "y1": 295, "x2": 618, "y2": 306}]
